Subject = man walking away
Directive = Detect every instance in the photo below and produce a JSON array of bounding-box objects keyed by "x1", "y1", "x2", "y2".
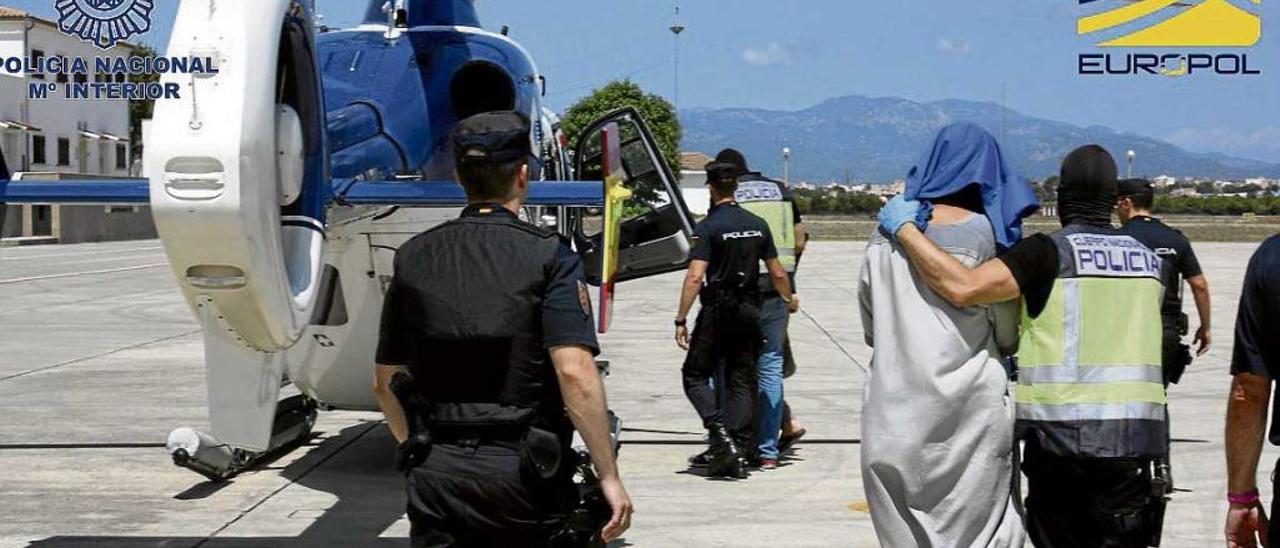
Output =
[
  {"x1": 674, "y1": 162, "x2": 797, "y2": 479},
  {"x1": 373, "y1": 112, "x2": 632, "y2": 546},
  {"x1": 1224, "y1": 235, "x2": 1280, "y2": 548},
  {"x1": 860, "y1": 123, "x2": 1033, "y2": 547},
  {"x1": 716, "y1": 148, "x2": 804, "y2": 469},
  {"x1": 1118, "y1": 178, "x2": 1212, "y2": 385},
  {"x1": 880, "y1": 145, "x2": 1168, "y2": 547},
  {"x1": 1117, "y1": 177, "x2": 1212, "y2": 500}
]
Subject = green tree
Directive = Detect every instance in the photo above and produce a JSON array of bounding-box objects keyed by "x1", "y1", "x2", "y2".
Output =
[
  {"x1": 1152, "y1": 195, "x2": 1280, "y2": 216},
  {"x1": 792, "y1": 188, "x2": 884, "y2": 215},
  {"x1": 128, "y1": 43, "x2": 160, "y2": 161},
  {"x1": 560, "y1": 79, "x2": 682, "y2": 182}
]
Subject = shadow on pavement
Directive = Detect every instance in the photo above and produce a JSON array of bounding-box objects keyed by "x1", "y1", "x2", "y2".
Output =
[{"x1": 27, "y1": 423, "x2": 409, "y2": 547}]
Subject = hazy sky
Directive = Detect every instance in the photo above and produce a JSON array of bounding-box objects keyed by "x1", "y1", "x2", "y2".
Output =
[{"x1": 8, "y1": 0, "x2": 1278, "y2": 162}]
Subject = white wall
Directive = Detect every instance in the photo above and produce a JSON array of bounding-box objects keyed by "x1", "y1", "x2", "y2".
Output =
[
  {"x1": 1, "y1": 21, "x2": 132, "y2": 175},
  {"x1": 0, "y1": 21, "x2": 25, "y2": 63},
  {"x1": 0, "y1": 73, "x2": 22, "y2": 169},
  {"x1": 0, "y1": 21, "x2": 27, "y2": 170},
  {"x1": 679, "y1": 169, "x2": 710, "y2": 216}
]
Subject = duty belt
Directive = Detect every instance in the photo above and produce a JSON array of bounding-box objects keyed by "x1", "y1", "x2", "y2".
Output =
[
  {"x1": 428, "y1": 425, "x2": 528, "y2": 448},
  {"x1": 700, "y1": 283, "x2": 756, "y2": 305}
]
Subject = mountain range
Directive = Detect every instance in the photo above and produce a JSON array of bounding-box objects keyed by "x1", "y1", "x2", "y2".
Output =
[{"x1": 680, "y1": 95, "x2": 1280, "y2": 183}]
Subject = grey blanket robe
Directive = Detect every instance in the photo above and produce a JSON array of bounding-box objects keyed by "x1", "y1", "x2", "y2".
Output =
[{"x1": 857, "y1": 213, "x2": 1026, "y2": 548}]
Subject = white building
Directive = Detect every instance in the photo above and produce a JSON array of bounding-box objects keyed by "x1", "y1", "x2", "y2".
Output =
[
  {"x1": 1, "y1": 6, "x2": 147, "y2": 243},
  {"x1": 679, "y1": 152, "x2": 712, "y2": 216},
  {"x1": 0, "y1": 6, "x2": 133, "y2": 174},
  {"x1": 868, "y1": 180, "x2": 906, "y2": 197},
  {"x1": 1245, "y1": 177, "x2": 1277, "y2": 189}
]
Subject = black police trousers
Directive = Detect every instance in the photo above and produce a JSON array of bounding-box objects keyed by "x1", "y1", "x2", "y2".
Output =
[
  {"x1": 1024, "y1": 441, "x2": 1161, "y2": 548},
  {"x1": 407, "y1": 442, "x2": 574, "y2": 548},
  {"x1": 682, "y1": 298, "x2": 761, "y2": 448}
]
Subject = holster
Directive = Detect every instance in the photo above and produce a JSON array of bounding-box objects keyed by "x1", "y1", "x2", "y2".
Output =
[
  {"x1": 520, "y1": 425, "x2": 564, "y2": 481},
  {"x1": 549, "y1": 451, "x2": 610, "y2": 548},
  {"x1": 1166, "y1": 345, "x2": 1191, "y2": 386},
  {"x1": 1147, "y1": 459, "x2": 1171, "y2": 547},
  {"x1": 1161, "y1": 314, "x2": 1192, "y2": 386},
  {"x1": 1146, "y1": 492, "x2": 1168, "y2": 547},
  {"x1": 395, "y1": 433, "x2": 432, "y2": 475},
  {"x1": 390, "y1": 372, "x2": 433, "y2": 474}
]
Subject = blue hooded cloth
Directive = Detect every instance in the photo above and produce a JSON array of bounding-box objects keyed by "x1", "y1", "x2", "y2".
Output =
[{"x1": 903, "y1": 123, "x2": 1040, "y2": 251}]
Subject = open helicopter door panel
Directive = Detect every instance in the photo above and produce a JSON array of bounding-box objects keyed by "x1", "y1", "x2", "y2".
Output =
[{"x1": 572, "y1": 108, "x2": 697, "y2": 331}]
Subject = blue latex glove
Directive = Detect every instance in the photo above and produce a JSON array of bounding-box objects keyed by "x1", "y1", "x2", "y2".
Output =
[{"x1": 877, "y1": 195, "x2": 930, "y2": 241}]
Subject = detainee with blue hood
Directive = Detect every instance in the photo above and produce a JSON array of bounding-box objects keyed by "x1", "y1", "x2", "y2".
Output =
[{"x1": 857, "y1": 123, "x2": 1038, "y2": 547}]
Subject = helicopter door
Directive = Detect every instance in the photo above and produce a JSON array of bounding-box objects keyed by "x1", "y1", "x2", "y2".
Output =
[{"x1": 572, "y1": 107, "x2": 696, "y2": 283}]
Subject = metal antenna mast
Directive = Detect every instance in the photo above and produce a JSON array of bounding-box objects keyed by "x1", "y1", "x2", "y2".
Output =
[{"x1": 670, "y1": 4, "x2": 685, "y2": 111}]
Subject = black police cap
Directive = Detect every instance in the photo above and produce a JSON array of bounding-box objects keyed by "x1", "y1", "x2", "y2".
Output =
[
  {"x1": 715, "y1": 148, "x2": 749, "y2": 173},
  {"x1": 705, "y1": 162, "x2": 742, "y2": 183},
  {"x1": 1118, "y1": 178, "x2": 1155, "y2": 197},
  {"x1": 452, "y1": 111, "x2": 532, "y2": 166}
]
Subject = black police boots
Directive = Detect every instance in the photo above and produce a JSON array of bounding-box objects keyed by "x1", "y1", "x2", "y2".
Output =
[
  {"x1": 705, "y1": 423, "x2": 747, "y2": 479},
  {"x1": 688, "y1": 448, "x2": 714, "y2": 468}
]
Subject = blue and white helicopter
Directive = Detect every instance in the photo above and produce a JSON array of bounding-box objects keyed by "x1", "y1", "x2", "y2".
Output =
[{"x1": 0, "y1": 0, "x2": 697, "y2": 479}]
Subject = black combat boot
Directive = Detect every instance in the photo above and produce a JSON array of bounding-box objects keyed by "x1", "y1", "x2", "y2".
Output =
[
  {"x1": 706, "y1": 423, "x2": 746, "y2": 479},
  {"x1": 688, "y1": 448, "x2": 714, "y2": 467}
]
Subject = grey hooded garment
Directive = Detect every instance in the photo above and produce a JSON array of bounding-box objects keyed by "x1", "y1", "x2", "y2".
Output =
[{"x1": 857, "y1": 213, "x2": 1025, "y2": 548}]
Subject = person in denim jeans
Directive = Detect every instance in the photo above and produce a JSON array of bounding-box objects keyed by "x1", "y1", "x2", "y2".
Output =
[
  {"x1": 753, "y1": 285, "x2": 791, "y2": 469},
  {"x1": 716, "y1": 148, "x2": 805, "y2": 470}
]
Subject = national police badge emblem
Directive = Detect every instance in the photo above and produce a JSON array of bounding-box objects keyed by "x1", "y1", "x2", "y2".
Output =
[
  {"x1": 577, "y1": 280, "x2": 593, "y2": 318},
  {"x1": 55, "y1": 0, "x2": 154, "y2": 50}
]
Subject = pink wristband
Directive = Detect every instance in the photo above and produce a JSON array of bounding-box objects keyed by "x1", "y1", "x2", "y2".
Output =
[{"x1": 1228, "y1": 489, "x2": 1260, "y2": 505}]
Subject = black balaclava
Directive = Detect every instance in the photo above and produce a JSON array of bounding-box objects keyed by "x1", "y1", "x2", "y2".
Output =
[
  {"x1": 1057, "y1": 145, "x2": 1118, "y2": 228},
  {"x1": 715, "y1": 148, "x2": 749, "y2": 174}
]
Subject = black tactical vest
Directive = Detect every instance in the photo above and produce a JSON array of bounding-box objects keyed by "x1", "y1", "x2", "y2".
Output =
[{"x1": 390, "y1": 208, "x2": 569, "y2": 437}]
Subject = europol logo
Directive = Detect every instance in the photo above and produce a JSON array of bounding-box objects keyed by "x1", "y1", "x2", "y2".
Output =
[
  {"x1": 1076, "y1": 0, "x2": 1262, "y2": 76},
  {"x1": 54, "y1": 0, "x2": 154, "y2": 50}
]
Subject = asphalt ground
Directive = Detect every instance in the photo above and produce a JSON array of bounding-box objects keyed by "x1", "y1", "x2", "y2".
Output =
[{"x1": 0, "y1": 239, "x2": 1273, "y2": 547}]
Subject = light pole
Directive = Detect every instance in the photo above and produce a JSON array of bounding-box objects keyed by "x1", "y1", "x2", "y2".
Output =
[
  {"x1": 1126, "y1": 150, "x2": 1136, "y2": 179},
  {"x1": 669, "y1": 4, "x2": 684, "y2": 112},
  {"x1": 782, "y1": 147, "x2": 791, "y2": 185}
]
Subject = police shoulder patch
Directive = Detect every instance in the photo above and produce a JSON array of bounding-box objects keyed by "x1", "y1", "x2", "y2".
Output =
[{"x1": 577, "y1": 280, "x2": 593, "y2": 317}]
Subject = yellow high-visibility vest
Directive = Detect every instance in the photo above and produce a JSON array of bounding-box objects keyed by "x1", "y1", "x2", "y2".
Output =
[
  {"x1": 1015, "y1": 225, "x2": 1168, "y2": 458},
  {"x1": 735, "y1": 175, "x2": 796, "y2": 273}
]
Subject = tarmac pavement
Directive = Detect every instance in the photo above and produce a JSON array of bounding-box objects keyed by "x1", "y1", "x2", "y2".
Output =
[{"x1": 0, "y1": 238, "x2": 1271, "y2": 547}]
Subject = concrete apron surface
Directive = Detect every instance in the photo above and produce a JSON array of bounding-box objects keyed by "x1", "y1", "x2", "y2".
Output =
[{"x1": 0, "y1": 239, "x2": 1269, "y2": 547}]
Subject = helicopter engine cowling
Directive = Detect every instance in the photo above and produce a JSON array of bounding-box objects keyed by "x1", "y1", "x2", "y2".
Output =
[{"x1": 147, "y1": 0, "x2": 330, "y2": 353}]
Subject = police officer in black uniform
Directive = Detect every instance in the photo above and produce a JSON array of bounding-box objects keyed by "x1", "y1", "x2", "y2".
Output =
[
  {"x1": 1117, "y1": 178, "x2": 1213, "y2": 385},
  {"x1": 674, "y1": 162, "x2": 798, "y2": 479},
  {"x1": 1117, "y1": 179, "x2": 1211, "y2": 500},
  {"x1": 373, "y1": 111, "x2": 633, "y2": 547}
]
